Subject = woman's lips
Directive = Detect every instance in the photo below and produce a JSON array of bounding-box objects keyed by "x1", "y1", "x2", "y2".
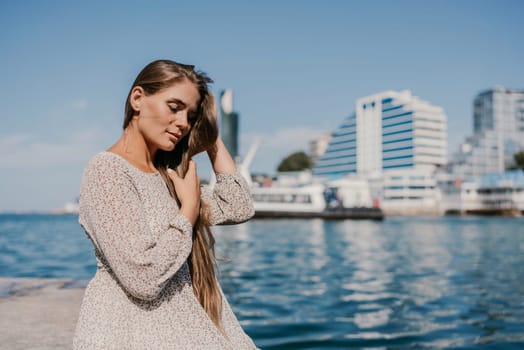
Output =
[{"x1": 167, "y1": 131, "x2": 181, "y2": 141}]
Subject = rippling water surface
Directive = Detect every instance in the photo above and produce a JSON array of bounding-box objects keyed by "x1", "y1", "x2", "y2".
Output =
[{"x1": 1, "y1": 214, "x2": 524, "y2": 349}]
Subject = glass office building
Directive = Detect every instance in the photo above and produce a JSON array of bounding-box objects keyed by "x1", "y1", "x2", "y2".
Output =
[
  {"x1": 473, "y1": 87, "x2": 524, "y2": 167},
  {"x1": 451, "y1": 87, "x2": 524, "y2": 180}
]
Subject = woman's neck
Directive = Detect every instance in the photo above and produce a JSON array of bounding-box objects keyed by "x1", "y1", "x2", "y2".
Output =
[{"x1": 108, "y1": 124, "x2": 157, "y2": 173}]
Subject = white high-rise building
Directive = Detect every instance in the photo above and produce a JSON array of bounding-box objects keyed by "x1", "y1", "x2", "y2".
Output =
[
  {"x1": 451, "y1": 87, "x2": 524, "y2": 181},
  {"x1": 313, "y1": 90, "x2": 447, "y2": 177},
  {"x1": 473, "y1": 86, "x2": 524, "y2": 167}
]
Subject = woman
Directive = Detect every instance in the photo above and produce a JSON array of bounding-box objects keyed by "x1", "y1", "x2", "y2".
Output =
[{"x1": 73, "y1": 60, "x2": 257, "y2": 349}]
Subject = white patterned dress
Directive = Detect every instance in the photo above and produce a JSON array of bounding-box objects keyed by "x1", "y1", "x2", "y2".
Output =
[{"x1": 73, "y1": 151, "x2": 257, "y2": 349}]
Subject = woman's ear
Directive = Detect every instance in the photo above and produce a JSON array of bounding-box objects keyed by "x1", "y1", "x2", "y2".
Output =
[{"x1": 130, "y1": 86, "x2": 144, "y2": 112}]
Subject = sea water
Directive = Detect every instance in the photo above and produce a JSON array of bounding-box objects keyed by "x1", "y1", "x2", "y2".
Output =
[{"x1": 1, "y1": 214, "x2": 523, "y2": 349}]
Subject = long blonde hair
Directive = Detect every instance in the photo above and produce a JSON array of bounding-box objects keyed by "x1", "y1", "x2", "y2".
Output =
[{"x1": 123, "y1": 60, "x2": 222, "y2": 327}]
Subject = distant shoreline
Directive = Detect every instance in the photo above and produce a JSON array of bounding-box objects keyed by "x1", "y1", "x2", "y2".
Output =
[{"x1": 0, "y1": 211, "x2": 79, "y2": 215}]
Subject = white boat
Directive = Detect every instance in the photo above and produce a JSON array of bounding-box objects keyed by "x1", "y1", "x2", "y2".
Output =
[
  {"x1": 251, "y1": 182, "x2": 326, "y2": 215},
  {"x1": 51, "y1": 199, "x2": 79, "y2": 214},
  {"x1": 236, "y1": 141, "x2": 383, "y2": 220},
  {"x1": 250, "y1": 172, "x2": 383, "y2": 220}
]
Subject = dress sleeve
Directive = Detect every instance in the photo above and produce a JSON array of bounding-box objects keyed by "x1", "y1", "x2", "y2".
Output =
[
  {"x1": 201, "y1": 172, "x2": 255, "y2": 226},
  {"x1": 79, "y1": 159, "x2": 193, "y2": 301}
]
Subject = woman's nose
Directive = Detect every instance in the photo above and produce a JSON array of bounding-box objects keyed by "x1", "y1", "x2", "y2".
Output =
[{"x1": 174, "y1": 111, "x2": 189, "y2": 130}]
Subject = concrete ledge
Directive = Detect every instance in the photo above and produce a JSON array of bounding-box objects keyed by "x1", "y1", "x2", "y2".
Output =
[{"x1": 0, "y1": 277, "x2": 87, "y2": 350}]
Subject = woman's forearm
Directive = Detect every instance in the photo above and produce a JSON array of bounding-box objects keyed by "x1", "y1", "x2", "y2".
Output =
[{"x1": 207, "y1": 137, "x2": 237, "y2": 174}]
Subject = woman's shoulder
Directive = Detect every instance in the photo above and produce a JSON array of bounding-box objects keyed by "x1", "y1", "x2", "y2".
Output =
[
  {"x1": 86, "y1": 151, "x2": 120, "y2": 167},
  {"x1": 84, "y1": 151, "x2": 128, "y2": 178},
  {"x1": 79, "y1": 152, "x2": 136, "y2": 197},
  {"x1": 84, "y1": 151, "x2": 161, "y2": 180}
]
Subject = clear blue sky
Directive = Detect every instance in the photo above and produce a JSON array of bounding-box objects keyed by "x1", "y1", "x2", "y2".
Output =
[{"x1": 1, "y1": 0, "x2": 523, "y2": 212}]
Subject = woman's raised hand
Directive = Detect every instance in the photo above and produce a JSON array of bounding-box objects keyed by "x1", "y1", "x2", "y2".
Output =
[{"x1": 168, "y1": 161, "x2": 200, "y2": 226}]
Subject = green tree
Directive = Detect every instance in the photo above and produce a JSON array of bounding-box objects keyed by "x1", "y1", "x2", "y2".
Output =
[
  {"x1": 277, "y1": 151, "x2": 312, "y2": 172},
  {"x1": 512, "y1": 151, "x2": 524, "y2": 170}
]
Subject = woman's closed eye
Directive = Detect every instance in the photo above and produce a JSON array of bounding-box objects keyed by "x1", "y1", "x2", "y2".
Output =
[{"x1": 168, "y1": 103, "x2": 180, "y2": 113}]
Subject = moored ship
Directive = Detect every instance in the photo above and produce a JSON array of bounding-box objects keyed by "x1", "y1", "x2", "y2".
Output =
[{"x1": 250, "y1": 173, "x2": 384, "y2": 220}]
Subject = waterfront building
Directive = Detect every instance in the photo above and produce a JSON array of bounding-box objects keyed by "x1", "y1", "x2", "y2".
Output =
[
  {"x1": 474, "y1": 87, "x2": 524, "y2": 157},
  {"x1": 313, "y1": 90, "x2": 447, "y2": 177},
  {"x1": 455, "y1": 170, "x2": 524, "y2": 215},
  {"x1": 450, "y1": 130, "x2": 503, "y2": 180},
  {"x1": 219, "y1": 89, "x2": 239, "y2": 159},
  {"x1": 450, "y1": 87, "x2": 524, "y2": 181},
  {"x1": 380, "y1": 167, "x2": 442, "y2": 215}
]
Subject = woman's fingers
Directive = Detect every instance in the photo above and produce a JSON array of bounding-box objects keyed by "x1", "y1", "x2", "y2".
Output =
[
  {"x1": 186, "y1": 160, "x2": 197, "y2": 180},
  {"x1": 167, "y1": 161, "x2": 201, "y2": 225},
  {"x1": 167, "y1": 168, "x2": 178, "y2": 180}
]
